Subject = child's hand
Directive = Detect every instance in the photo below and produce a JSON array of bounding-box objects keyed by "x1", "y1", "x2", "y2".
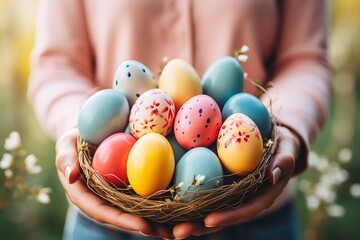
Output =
[
  {"x1": 55, "y1": 128, "x2": 173, "y2": 239},
  {"x1": 172, "y1": 126, "x2": 300, "y2": 239}
]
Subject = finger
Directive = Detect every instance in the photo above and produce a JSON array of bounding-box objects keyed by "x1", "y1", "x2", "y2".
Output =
[
  {"x1": 268, "y1": 127, "x2": 298, "y2": 185},
  {"x1": 58, "y1": 170, "x2": 152, "y2": 235},
  {"x1": 173, "y1": 222, "x2": 223, "y2": 239},
  {"x1": 55, "y1": 128, "x2": 81, "y2": 183},
  {"x1": 150, "y1": 223, "x2": 174, "y2": 239}
]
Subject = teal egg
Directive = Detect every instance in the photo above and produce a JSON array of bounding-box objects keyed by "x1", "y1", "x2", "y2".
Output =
[
  {"x1": 167, "y1": 134, "x2": 187, "y2": 165},
  {"x1": 222, "y1": 92, "x2": 272, "y2": 139},
  {"x1": 78, "y1": 89, "x2": 129, "y2": 145},
  {"x1": 202, "y1": 56, "x2": 244, "y2": 109},
  {"x1": 174, "y1": 147, "x2": 223, "y2": 201}
]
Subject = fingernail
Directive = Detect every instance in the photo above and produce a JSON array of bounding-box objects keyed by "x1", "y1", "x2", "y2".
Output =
[
  {"x1": 65, "y1": 166, "x2": 71, "y2": 182},
  {"x1": 272, "y1": 167, "x2": 281, "y2": 185},
  {"x1": 205, "y1": 224, "x2": 216, "y2": 228},
  {"x1": 139, "y1": 231, "x2": 149, "y2": 237}
]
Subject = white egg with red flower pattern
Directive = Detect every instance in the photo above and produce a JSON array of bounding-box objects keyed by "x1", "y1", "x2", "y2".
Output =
[{"x1": 129, "y1": 89, "x2": 175, "y2": 139}]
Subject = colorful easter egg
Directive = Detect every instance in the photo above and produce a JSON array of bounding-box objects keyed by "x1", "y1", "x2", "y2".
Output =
[
  {"x1": 78, "y1": 89, "x2": 129, "y2": 145},
  {"x1": 174, "y1": 147, "x2": 223, "y2": 201},
  {"x1": 174, "y1": 95, "x2": 222, "y2": 150},
  {"x1": 127, "y1": 133, "x2": 175, "y2": 197},
  {"x1": 129, "y1": 89, "x2": 175, "y2": 139},
  {"x1": 217, "y1": 113, "x2": 263, "y2": 176},
  {"x1": 113, "y1": 60, "x2": 158, "y2": 106},
  {"x1": 92, "y1": 133, "x2": 136, "y2": 187},
  {"x1": 222, "y1": 93, "x2": 272, "y2": 139},
  {"x1": 202, "y1": 56, "x2": 244, "y2": 109},
  {"x1": 159, "y1": 59, "x2": 202, "y2": 111}
]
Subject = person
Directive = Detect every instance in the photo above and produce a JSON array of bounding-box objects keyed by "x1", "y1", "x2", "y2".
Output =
[{"x1": 28, "y1": 0, "x2": 332, "y2": 239}]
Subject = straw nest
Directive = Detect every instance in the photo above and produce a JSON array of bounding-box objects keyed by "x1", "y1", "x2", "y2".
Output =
[{"x1": 77, "y1": 119, "x2": 279, "y2": 225}]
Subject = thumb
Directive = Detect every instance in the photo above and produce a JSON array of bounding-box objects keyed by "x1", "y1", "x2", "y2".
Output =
[
  {"x1": 268, "y1": 126, "x2": 299, "y2": 185},
  {"x1": 55, "y1": 128, "x2": 81, "y2": 184}
]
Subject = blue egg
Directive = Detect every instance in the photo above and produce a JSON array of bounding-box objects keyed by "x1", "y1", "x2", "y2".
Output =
[
  {"x1": 167, "y1": 134, "x2": 187, "y2": 165},
  {"x1": 202, "y1": 56, "x2": 244, "y2": 109},
  {"x1": 174, "y1": 147, "x2": 223, "y2": 201},
  {"x1": 222, "y1": 92, "x2": 272, "y2": 139},
  {"x1": 78, "y1": 89, "x2": 129, "y2": 145}
]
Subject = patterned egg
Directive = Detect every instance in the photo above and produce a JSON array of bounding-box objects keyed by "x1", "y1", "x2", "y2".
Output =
[
  {"x1": 113, "y1": 60, "x2": 158, "y2": 107},
  {"x1": 159, "y1": 58, "x2": 202, "y2": 111},
  {"x1": 129, "y1": 89, "x2": 175, "y2": 139},
  {"x1": 174, "y1": 95, "x2": 222, "y2": 150},
  {"x1": 222, "y1": 93, "x2": 272, "y2": 139},
  {"x1": 217, "y1": 113, "x2": 263, "y2": 176}
]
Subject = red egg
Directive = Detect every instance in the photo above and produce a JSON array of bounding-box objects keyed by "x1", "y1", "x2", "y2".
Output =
[
  {"x1": 92, "y1": 133, "x2": 136, "y2": 187},
  {"x1": 174, "y1": 95, "x2": 222, "y2": 149}
]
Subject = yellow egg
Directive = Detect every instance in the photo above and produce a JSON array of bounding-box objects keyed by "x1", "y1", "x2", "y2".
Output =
[
  {"x1": 159, "y1": 59, "x2": 202, "y2": 111},
  {"x1": 127, "y1": 133, "x2": 175, "y2": 197},
  {"x1": 217, "y1": 113, "x2": 263, "y2": 176}
]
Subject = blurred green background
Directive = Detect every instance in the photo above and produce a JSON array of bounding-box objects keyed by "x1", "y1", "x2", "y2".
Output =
[{"x1": 0, "y1": 0, "x2": 359, "y2": 239}]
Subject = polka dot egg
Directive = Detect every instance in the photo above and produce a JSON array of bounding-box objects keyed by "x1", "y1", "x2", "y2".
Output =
[
  {"x1": 113, "y1": 60, "x2": 158, "y2": 107},
  {"x1": 174, "y1": 95, "x2": 222, "y2": 150}
]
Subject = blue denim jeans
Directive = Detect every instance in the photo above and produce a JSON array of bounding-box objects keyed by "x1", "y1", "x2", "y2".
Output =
[{"x1": 63, "y1": 200, "x2": 299, "y2": 240}]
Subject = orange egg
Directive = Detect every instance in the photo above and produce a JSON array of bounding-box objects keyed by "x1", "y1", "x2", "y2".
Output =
[{"x1": 217, "y1": 113, "x2": 263, "y2": 176}]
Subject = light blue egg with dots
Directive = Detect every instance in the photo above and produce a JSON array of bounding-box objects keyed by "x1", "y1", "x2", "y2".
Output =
[{"x1": 78, "y1": 89, "x2": 129, "y2": 145}]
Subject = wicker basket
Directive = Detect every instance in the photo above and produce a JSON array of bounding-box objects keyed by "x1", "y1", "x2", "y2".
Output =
[{"x1": 77, "y1": 118, "x2": 279, "y2": 225}]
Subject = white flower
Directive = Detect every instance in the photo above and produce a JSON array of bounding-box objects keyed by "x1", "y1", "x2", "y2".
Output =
[
  {"x1": 338, "y1": 148, "x2": 352, "y2": 163},
  {"x1": 314, "y1": 183, "x2": 336, "y2": 203},
  {"x1": 25, "y1": 154, "x2": 42, "y2": 174},
  {"x1": 4, "y1": 169, "x2": 13, "y2": 178},
  {"x1": 176, "y1": 182, "x2": 184, "y2": 188},
  {"x1": 240, "y1": 45, "x2": 250, "y2": 53},
  {"x1": 195, "y1": 175, "x2": 205, "y2": 186},
  {"x1": 244, "y1": 72, "x2": 248, "y2": 78},
  {"x1": 316, "y1": 157, "x2": 330, "y2": 172},
  {"x1": 4, "y1": 131, "x2": 21, "y2": 150},
  {"x1": 306, "y1": 195, "x2": 320, "y2": 210},
  {"x1": 308, "y1": 152, "x2": 318, "y2": 167},
  {"x1": 0, "y1": 153, "x2": 14, "y2": 169},
  {"x1": 327, "y1": 204, "x2": 345, "y2": 217},
  {"x1": 349, "y1": 183, "x2": 360, "y2": 198},
  {"x1": 37, "y1": 188, "x2": 51, "y2": 204},
  {"x1": 237, "y1": 54, "x2": 248, "y2": 62},
  {"x1": 37, "y1": 192, "x2": 50, "y2": 204},
  {"x1": 174, "y1": 194, "x2": 181, "y2": 201}
]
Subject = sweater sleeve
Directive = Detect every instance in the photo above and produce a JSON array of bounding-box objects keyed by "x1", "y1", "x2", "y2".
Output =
[
  {"x1": 28, "y1": 0, "x2": 95, "y2": 140},
  {"x1": 261, "y1": 0, "x2": 332, "y2": 175}
]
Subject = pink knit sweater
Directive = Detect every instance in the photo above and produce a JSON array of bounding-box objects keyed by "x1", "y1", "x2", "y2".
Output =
[{"x1": 28, "y1": 0, "x2": 331, "y2": 210}]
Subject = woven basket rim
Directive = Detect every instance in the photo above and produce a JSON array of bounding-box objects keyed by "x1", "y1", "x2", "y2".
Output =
[{"x1": 77, "y1": 115, "x2": 279, "y2": 224}]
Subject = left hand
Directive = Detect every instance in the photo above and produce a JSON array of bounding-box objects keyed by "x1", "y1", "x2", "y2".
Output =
[{"x1": 172, "y1": 126, "x2": 301, "y2": 239}]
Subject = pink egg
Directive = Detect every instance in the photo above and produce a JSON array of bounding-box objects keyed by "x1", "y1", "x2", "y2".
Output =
[
  {"x1": 174, "y1": 95, "x2": 222, "y2": 149},
  {"x1": 129, "y1": 89, "x2": 175, "y2": 139}
]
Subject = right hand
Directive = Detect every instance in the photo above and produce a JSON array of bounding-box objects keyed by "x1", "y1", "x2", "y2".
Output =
[{"x1": 55, "y1": 128, "x2": 173, "y2": 239}]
